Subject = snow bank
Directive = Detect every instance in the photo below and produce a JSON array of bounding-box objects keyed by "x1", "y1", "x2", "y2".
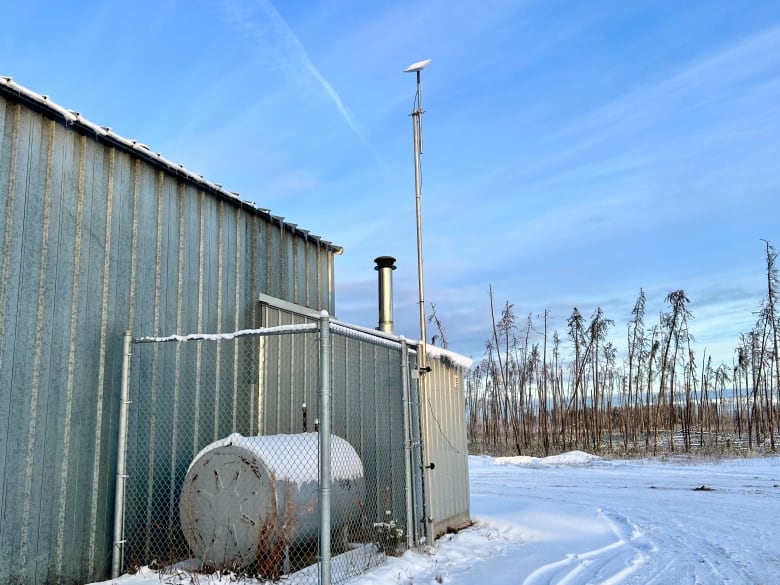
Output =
[{"x1": 493, "y1": 450, "x2": 602, "y2": 467}]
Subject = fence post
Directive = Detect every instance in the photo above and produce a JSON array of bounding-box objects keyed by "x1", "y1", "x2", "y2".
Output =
[
  {"x1": 318, "y1": 311, "x2": 332, "y2": 585},
  {"x1": 112, "y1": 331, "x2": 133, "y2": 578},
  {"x1": 400, "y1": 337, "x2": 415, "y2": 548}
]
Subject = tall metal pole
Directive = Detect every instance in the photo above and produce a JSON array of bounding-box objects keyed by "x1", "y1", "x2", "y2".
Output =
[
  {"x1": 405, "y1": 58, "x2": 433, "y2": 546},
  {"x1": 410, "y1": 66, "x2": 428, "y2": 377}
]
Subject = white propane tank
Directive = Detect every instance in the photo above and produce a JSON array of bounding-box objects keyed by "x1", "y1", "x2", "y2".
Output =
[{"x1": 179, "y1": 432, "x2": 365, "y2": 568}]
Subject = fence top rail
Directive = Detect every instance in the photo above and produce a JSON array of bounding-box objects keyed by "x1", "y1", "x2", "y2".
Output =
[
  {"x1": 330, "y1": 321, "x2": 473, "y2": 369},
  {"x1": 133, "y1": 323, "x2": 318, "y2": 344},
  {"x1": 330, "y1": 322, "x2": 413, "y2": 353},
  {"x1": 130, "y1": 320, "x2": 473, "y2": 369}
]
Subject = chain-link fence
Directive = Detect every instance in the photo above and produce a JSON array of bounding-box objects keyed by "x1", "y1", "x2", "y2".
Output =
[{"x1": 113, "y1": 315, "x2": 424, "y2": 584}]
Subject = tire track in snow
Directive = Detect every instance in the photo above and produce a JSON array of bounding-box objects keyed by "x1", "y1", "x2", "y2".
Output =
[
  {"x1": 521, "y1": 509, "x2": 650, "y2": 585},
  {"x1": 635, "y1": 511, "x2": 759, "y2": 585}
]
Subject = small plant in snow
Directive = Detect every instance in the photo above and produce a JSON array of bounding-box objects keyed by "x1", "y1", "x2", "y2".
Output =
[{"x1": 373, "y1": 510, "x2": 405, "y2": 556}]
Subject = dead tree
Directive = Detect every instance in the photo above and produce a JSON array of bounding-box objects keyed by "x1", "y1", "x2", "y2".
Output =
[
  {"x1": 655, "y1": 290, "x2": 692, "y2": 454},
  {"x1": 626, "y1": 290, "x2": 646, "y2": 449}
]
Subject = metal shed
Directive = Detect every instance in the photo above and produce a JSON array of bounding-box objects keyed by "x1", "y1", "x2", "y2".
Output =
[
  {"x1": 0, "y1": 78, "x2": 339, "y2": 585},
  {"x1": 0, "y1": 78, "x2": 471, "y2": 585}
]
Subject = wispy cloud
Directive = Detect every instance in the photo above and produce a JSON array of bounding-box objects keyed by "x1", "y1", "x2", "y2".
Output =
[
  {"x1": 550, "y1": 23, "x2": 780, "y2": 162},
  {"x1": 219, "y1": 0, "x2": 368, "y2": 146},
  {"x1": 472, "y1": 23, "x2": 780, "y2": 202}
]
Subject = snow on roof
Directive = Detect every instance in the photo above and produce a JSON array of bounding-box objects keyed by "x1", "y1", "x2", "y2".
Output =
[
  {"x1": 425, "y1": 342, "x2": 474, "y2": 370},
  {"x1": 0, "y1": 76, "x2": 341, "y2": 254}
]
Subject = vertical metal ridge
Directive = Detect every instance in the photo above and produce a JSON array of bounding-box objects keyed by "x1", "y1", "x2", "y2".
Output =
[
  {"x1": 153, "y1": 171, "x2": 164, "y2": 336},
  {"x1": 232, "y1": 212, "x2": 240, "y2": 430},
  {"x1": 265, "y1": 217, "x2": 271, "y2": 295},
  {"x1": 279, "y1": 222, "x2": 286, "y2": 299},
  {"x1": 193, "y1": 190, "x2": 205, "y2": 451},
  {"x1": 249, "y1": 216, "x2": 258, "y2": 436},
  {"x1": 175, "y1": 185, "x2": 185, "y2": 338},
  {"x1": 0, "y1": 98, "x2": 13, "y2": 568},
  {"x1": 316, "y1": 242, "x2": 323, "y2": 310},
  {"x1": 20, "y1": 118, "x2": 55, "y2": 575},
  {"x1": 169, "y1": 183, "x2": 185, "y2": 535},
  {"x1": 127, "y1": 159, "x2": 141, "y2": 330},
  {"x1": 56, "y1": 133, "x2": 88, "y2": 574},
  {"x1": 250, "y1": 215, "x2": 258, "y2": 325},
  {"x1": 234, "y1": 212, "x2": 241, "y2": 331},
  {"x1": 0, "y1": 103, "x2": 20, "y2": 373},
  {"x1": 87, "y1": 147, "x2": 115, "y2": 576},
  {"x1": 144, "y1": 170, "x2": 165, "y2": 556},
  {"x1": 292, "y1": 236, "x2": 298, "y2": 304},
  {"x1": 257, "y1": 283, "x2": 267, "y2": 436},
  {"x1": 214, "y1": 201, "x2": 224, "y2": 438},
  {"x1": 328, "y1": 251, "x2": 335, "y2": 314},
  {"x1": 305, "y1": 241, "x2": 311, "y2": 308}
]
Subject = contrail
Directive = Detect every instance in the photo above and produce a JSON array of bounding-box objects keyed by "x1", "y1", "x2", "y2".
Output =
[{"x1": 222, "y1": 0, "x2": 369, "y2": 146}]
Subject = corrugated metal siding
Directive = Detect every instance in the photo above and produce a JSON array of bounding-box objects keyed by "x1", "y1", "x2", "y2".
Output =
[
  {"x1": 0, "y1": 87, "x2": 338, "y2": 585},
  {"x1": 256, "y1": 300, "x2": 319, "y2": 436},
  {"x1": 421, "y1": 356, "x2": 471, "y2": 537},
  {"x1": 331, "y1": 331, "x2": 409, "y2": 534}
]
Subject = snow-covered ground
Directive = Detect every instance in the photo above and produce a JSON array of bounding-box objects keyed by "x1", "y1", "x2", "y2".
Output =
[
  {"x1": 96, "y1": 452, "x2": 780, "y2": 585},
  {"x1": 361, "y1": 452, "x2": 780, "y2": 585}
]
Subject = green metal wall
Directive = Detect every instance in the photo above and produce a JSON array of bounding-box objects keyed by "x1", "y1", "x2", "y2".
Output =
[{"x1": 0, "y1": 84, "x2": 339, "y2": 585}]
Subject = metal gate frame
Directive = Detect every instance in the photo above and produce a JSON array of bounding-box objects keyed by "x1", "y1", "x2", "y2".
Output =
[{"x1": 111, "y1": 311, "x2": 426, "y2": 585}]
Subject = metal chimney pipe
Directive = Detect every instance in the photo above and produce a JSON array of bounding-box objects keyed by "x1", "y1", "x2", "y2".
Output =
[{"x1": 374, "y1": 256, "x2": 397, "y2": 333}]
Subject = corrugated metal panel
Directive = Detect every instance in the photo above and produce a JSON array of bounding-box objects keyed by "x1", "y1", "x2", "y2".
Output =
[
  {"x1": 0, "y1": 84, "x2": 339, "y2": 585},
  {"x1": 330, "y1": 329, "x2": 409, "y2": 541},
  {"x1": 257, "y1": 298, "x2": 319, "y2": 436},
  {"x1": 421, "y1": 355, "x2": 471, "y2": 537}
]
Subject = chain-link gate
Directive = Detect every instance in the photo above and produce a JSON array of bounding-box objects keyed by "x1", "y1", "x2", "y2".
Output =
[{"x1": 112, "y1": 314, "x2": 425, "y2": 585}]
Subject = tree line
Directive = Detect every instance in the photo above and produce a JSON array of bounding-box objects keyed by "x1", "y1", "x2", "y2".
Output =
[{"x1": 464, "y1": 241, "x2": 780, "y2": 457}]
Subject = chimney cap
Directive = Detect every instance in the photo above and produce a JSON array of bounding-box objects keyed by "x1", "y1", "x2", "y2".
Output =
[{"x1": 374, "y1": 256, "x2": 397, "y2": 270}]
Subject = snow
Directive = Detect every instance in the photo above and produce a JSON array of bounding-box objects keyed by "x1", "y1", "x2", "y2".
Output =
[
  {"x1": 134, "y1": 323, "x2": 317, "y2": 344},
  {"x1": 424, "y1": 342, "x2": 474, "y2": 370},
  {"x1": 131, "y1": 322, "x2": 473, "y2": 372},
  {"x1": 93, "y1": 452, "x2": 780, "y2": 585},
  {"x1": 493, "y1": 450, "x2": 602, "y2": 468},
  {"x1": 188, "y1": 432, "x2": 365, "y2": 484}
]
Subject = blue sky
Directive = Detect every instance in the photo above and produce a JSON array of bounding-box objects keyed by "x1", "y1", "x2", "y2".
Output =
[{"x1": 4, "y1": 0, "x2": 779, "y2": 365}]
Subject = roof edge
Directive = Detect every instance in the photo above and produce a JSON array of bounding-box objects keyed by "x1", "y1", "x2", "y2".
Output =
[{"x1": 0, "y1": 76, "x2": 343, "y2": 255}]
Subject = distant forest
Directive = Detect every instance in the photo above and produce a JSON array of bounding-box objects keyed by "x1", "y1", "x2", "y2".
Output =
[{"x1": 456, "y1": 240, "x2": 779, "y2": 457}]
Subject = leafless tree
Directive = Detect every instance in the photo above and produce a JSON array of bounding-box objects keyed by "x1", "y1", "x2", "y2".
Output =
[{"x1": 467, "y1": 244, "x2": 778, "y2": 457}]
